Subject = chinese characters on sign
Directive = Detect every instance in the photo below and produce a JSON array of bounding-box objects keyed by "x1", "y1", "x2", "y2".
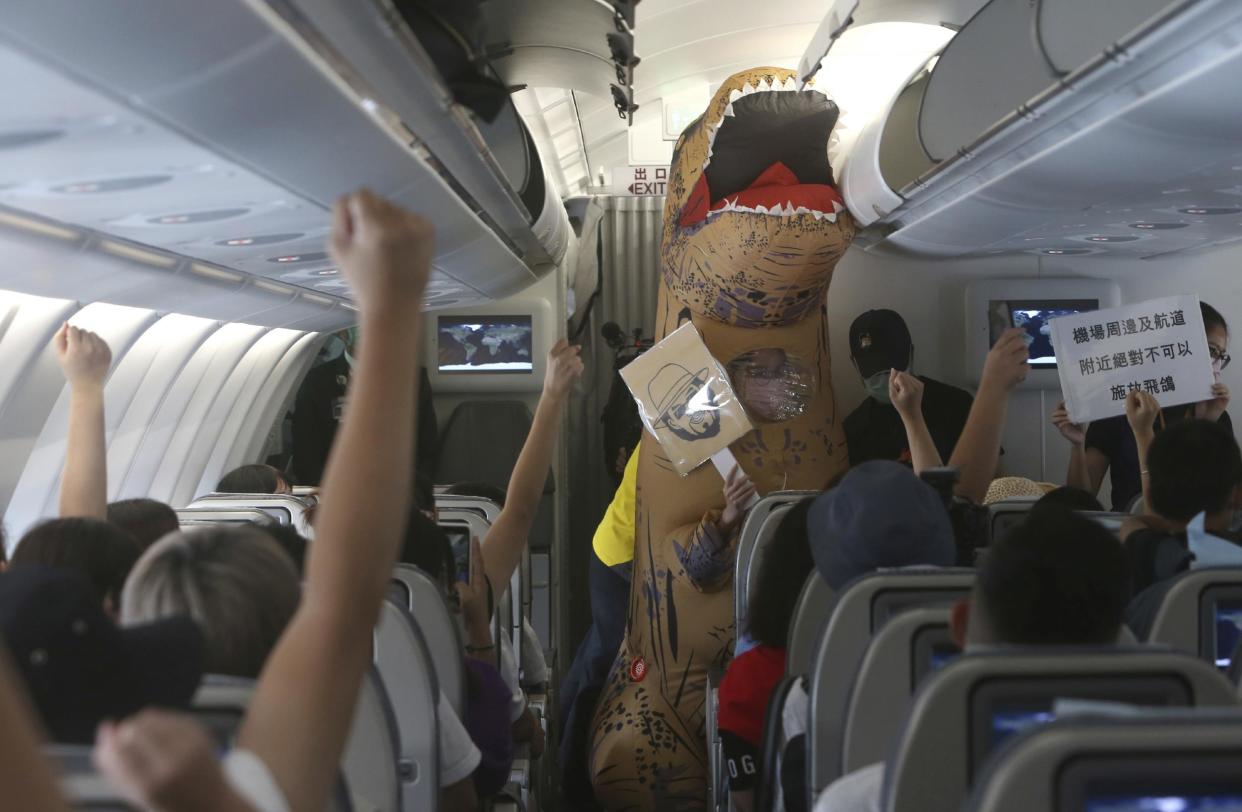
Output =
[
  {"x1": 1050, "y1": 295, "x2": 1216, "y2": 424},
  {"x1": 613, "y1": 165, "x2": 671, "y2": 196}
]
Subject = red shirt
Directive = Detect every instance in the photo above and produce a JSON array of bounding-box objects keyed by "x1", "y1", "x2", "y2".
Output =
[{"x1": 717, "y1": 644, "x2": 787, "y2": 746}]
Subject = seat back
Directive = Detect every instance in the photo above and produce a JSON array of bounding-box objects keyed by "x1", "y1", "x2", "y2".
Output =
[
  {"x1": 734, "y1": 491, "x2": 818, "y2": 630},
  {"x1": 808, "y1": 569, "x2": 975, "y2": 796},
  {"x1": 787, "y1": 573, "x2": 835, "y2": 677},
  {"x1": 756, "y1": 674, "x2": 799, "y2": 812},
  {"x1": 49, "y1": 744, "x2": 138, "y2": 811},
  {"x1": 434, "y1": 492, "x2": 501, "y2": 525},
  {"x1": 175, "y1": 506, "x2": 275, "y2": 528},
  {"x1": 843, "y1": 607, "x2": 956, "y2": 773},
  {"x1": 968, "y1": 711, "x2": 1242, "y2": 812},
  {"x1": 186, "y1": 492, "x2": 314, "y2": 533},
  {"x1": 1147, "y1": 567, "x2": 1242, "y2": 669},
  {"x1": 987, "y1": 498, "x2": 1041, "y2": 543},
  {"x1": 389, "y1": 564, "x2": 466, "y2": 717},
  {"x1": 374, "y1": 600, "x2": 440, "y2": 812},
  {"x1": 883, "y1": 648, "x2": 1239, "y2": 812},
  {"x1": 192, "y1": 672, "x2": 394, "y2": 812}
]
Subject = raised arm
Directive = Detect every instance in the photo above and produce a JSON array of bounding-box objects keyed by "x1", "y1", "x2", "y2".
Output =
[
  {"x1": 949, "y1": 328, "x2": 1029, "y2": 504},
  {"x1": 55, "y1": 324, "x2": 112, "y2": 519},
  {"x1": 1051, "y1": 400, "x2": 1109, "y2": 496},
  {"x1": 1126, "y1": 390, "x2": 1160, "y2": 511},
  {"x1": 481, "y1": 339, "x2": 583, "y2": 593},
  {"x1": 0, "y1": 648, "x2": 68, "y2": 812},
  {"x1": 890, "y1": 370, "x2": 942, "y2": 474},
  {"x1": 236, "y1": 190, "x2": 433, "y2": 812}
]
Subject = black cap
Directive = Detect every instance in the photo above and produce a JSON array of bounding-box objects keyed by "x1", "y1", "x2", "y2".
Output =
[
  {"x1": 849, "y1": 309, "x2": 912, "y2": 378},
  {"x1": 0, "y1": 566, "x2": 204, "y2": 743}
]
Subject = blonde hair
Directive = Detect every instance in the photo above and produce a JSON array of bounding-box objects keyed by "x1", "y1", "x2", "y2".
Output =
[{"x1": 121, "y1": 526, "x2": 300, "y2": 678}]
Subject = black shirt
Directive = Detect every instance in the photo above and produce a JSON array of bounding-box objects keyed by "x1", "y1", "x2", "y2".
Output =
[
  {"x1": 1085, "y1": 407, "x2": 1233, "y2": 511},
  {"x1": 844, "y1": 376, "x2": 975, "y2": 467}
]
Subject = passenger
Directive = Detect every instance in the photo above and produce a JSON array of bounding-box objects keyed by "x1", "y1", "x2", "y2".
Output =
[
  {"x1": 215, "y1": 464, "x2": 291, "y2": 495},
  {"x1": 97, "y1": 189, "x2": 436, "y2": 812},
  {"x1": 1053, "y1": 300, "x2": 1232, "y2": 511},
  {"x1": 1119, "y1": 415, "x2": 1242, "y2": 628},
  {"x1": 815, "y1": 504, "x2": 1130, "y2": 812},
  {"x1": 0, "y1": 566, "x2": 204, "y2": 744},
  {"x1": 888, "y1": 370, "x2": 943, "y2": 473},
  {"x1": 717, "y1": 498, "x2": 813, "y2": 812},
  {"x1": 106, "y1": 498, "x2": 180, "y2": 550},
  {"x1": 843, "y1": 310, "x2": 976, "y2": 468},
  {"x1": 947, "y1": 328, "x2": 1031, "y2": 504},
  {"x1": 400, "y1": 509, "x2": 516, "y2": 803},
  {"x1": 1036, "y1": 486, "x2": 1105, "y2": 513},
  {"x1": 10, "y1": 518, "x2": 140, "y2": 617},
  {"x1": 119, "y1": 526, "x2": 301, "y2": 678}
]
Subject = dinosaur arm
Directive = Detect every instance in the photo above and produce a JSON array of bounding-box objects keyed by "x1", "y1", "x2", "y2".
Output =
[{"x1": 671, "y1": 510, "x2": 737, "y2": 592}]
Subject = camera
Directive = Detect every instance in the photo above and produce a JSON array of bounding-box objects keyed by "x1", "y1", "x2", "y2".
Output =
[{"x1": 920, "y1": 467, "x2": 991, "y2": 566}]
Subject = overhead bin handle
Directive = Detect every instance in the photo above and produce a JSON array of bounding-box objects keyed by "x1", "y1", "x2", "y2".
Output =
[{"x1": 798, "y1": 0, "x2": 861, "y2": 86}]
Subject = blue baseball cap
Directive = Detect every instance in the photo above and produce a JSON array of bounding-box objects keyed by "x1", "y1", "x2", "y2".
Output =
[{"x1": 807, "y1": 461, "x2": 956, "y2": 589}]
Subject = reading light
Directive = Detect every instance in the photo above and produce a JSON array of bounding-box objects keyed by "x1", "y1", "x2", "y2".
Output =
[
  {"x1": 53, "y1": 175, "x2": 171, "y2": 194},
  {"x1": 216, "y1": 233, "x2": 303, "y2": 247},
  {"x1": 1179, "y1": 207, "x2": 1241, "y2": 215},
  {"x1": 190, "y1": 263, "x2": 244, "y2": 283},
  {"x1": 100, "y1": 240, "x2": 178, "y2": 268},
  {"x1": 268, "y1": 251, "x2": 329, "y2": 264},
  {"x1": 1131, "y1": 222, "x2": 1189, "y2": 230},
  {"x1": 1041, "y1": 248, "x2": 1090, "y2": 255},
  {"x1": 0, "y1": 210, "x2": 79, "y2": 241},
  {"x1": 316, "y1": 269, "x2": 339, "y2": 276},
  {"x1": 146, "y1": 208, "x2": 250, "y2": 225}
]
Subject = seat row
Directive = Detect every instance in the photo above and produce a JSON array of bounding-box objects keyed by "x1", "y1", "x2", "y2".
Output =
[{"x1": 711, "y1": 491, "x2": 1242, "y2": 812}]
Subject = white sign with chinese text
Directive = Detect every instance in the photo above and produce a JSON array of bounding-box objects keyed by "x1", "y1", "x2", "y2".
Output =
[
  {"x1": 612, "y1": 165, "x2": 670, "y2": 196},
  {"x1": 1050, "y1": 294, "x2": 1215, "y2": 424}
]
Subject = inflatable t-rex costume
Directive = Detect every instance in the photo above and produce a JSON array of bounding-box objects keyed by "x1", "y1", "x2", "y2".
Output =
[{"x1": 588, "y1": 67, "x2": 857, "y2": 810}]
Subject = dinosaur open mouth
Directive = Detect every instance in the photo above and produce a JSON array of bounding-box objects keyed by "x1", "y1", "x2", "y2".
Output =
[{"x1": 679, "y1": 77, "x2": 844, "y2": 229}]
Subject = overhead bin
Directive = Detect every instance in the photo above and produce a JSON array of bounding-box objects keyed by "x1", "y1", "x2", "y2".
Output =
[
  {"x1": 0, "y1": 0, "x2": 569, "y2": 310},
  {"x1": 823, "y1": 0, "x2": 1242, "y2": 259}
]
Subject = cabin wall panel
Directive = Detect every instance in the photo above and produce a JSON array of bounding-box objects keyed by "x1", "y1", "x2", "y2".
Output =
[
  {"x1": 142, "y1": 324, "x2": 268, "y2": 505},
  {"x1": 5, "y1": 302, "x2": 158, "y2": 538}
]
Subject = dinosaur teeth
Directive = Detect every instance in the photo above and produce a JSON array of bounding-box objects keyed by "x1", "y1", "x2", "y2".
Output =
[
  {"x1": 783, "y1": 76, "x2": 798, "y2": 92},
  {"x1": 722, "y1": 103, "x2": 735, "y2": 118}
]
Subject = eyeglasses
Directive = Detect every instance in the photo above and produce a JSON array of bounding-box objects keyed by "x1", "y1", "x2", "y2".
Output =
[{"x1": 1210, "y1": 346, "x2": 1232, "y2": 369}]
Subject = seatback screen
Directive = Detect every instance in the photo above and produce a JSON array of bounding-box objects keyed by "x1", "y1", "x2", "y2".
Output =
[
  {"x1": 437, "y1": 315, "x2": 534, "y2": 373},
  {"x1": 1214, "y1": 600, "x2": 1242, "y2": 669},
  {"x1": 987, "y1": 299, "x2": 1099, "y2": 369}
]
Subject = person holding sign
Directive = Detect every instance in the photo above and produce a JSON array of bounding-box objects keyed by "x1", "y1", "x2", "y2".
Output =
[{"x1": 1052, "y1": 300, "x2": 1232, "y2": 511}]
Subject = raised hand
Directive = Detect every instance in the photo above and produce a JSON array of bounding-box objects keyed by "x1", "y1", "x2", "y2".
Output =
[
  {"x1": 329, "y1": 189, "x2": 434, "y2": 313},
  {"x1": 1195, "y1": 375, "x2": 1231, "y2": 423},
  {"x1": 980, "y1": 328, "x2": 1030, "y2": 394},
  {"x1": 455, "y1": 536, "x2": 491, "y2": 636},
  {"x1": 95, "y1": 711, "x2": 254, "y2": 812},
  {"x1": 55, "y1": 323, "x2": 112, "y2": 389},
  {"x1": 1125, "y1": 390, "x2": 1161, "y2": 438},
  {"x1": 890, "y1": 370, "x2": 925, "y2": 424},
  {"x1": 1051, "y1": 400, "x2": 1087, "y2": 446},
  {"x1": 719, "y1": 464, "x2": 758, "y2": 535},
  {"x1": 543, "y1": 338, "x2": 585, "y2": 399}
]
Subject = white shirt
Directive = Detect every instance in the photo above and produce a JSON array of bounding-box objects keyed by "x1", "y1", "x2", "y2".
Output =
[
  {"x1": 814, "y1": 762, "x2": 884, "y2": 812},
  {"x1": 223, "y1": 750, "x2": 290, "y2": 812},
  {"x1": 496, "y1": 629, "x2": 528, "y2": 722},
  {"x1": 438, "y1": 691, "x2": 482, "y2": 786}
]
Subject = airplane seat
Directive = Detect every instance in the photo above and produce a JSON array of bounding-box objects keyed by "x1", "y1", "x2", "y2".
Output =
[
  {"x1": 806, "y1": 569, "x2": 975, "y2": 803},
  {"x1": 986, "y1": 498, "x2": 1041, "y2": 545},
  {"x1": 842, "y1": 608, "x2": 956, "y2": 774},
  {"x1": 434, "y1": 400, "x2": 555, "y2": 552},
  {"x1": 192, "y1": 671, "x2": 395, "y2": 812},
  {"x1": 880, "y1": 648, "x2": 1239, "y2": 812},
  {"x1": 756, "y1": 674, "x2": 800, "y2": 812},
  {"x1": 787, "y1": 573, "x2": 836, "y2": 678},
  {"x1": 374, "y1": 600, "x2": 440, "y2": 812},
  {"x1": 174, "y1": 507, "x2": 277, "y2": 529},
  {"x1": 1144, "y1": 567, "x2": 1242, "y2": 669},
  {"x1": 733, "y1": 491, "x2": 819, "y2": 633},
  {"x1": 47, "y1": 744, "x2": 140, "y2": 811},
  {"x1": 186, "y1": 492, "x2": 316, "y2": 536},
  {"x1": 390, "y1": 564, "x2": 468, "y2": 717},
  {"x1": 918, "y1": 0, "x2": 1059, "y2": 163},
  {"x1": 966, "y1": 711, "x2": 1242, "y2": 812}
]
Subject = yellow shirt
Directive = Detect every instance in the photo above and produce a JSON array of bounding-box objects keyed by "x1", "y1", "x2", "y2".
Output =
[{"x1": 592, "y1": 443, "x2": 640, "y2": 566}]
